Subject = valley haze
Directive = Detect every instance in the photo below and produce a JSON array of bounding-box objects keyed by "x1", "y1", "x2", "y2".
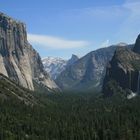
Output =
[{"x1": 0, "y1": 0, "x2": 140, "y2": 139}]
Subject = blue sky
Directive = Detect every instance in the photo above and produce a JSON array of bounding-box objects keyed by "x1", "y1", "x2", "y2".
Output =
[{"x1": 0, "y1": 0, "x2": 140, "y2": 59}]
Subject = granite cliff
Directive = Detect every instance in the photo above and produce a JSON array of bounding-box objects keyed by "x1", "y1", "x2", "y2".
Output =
[
  {"x1": 0, "y1": 12, "x2": 58, "y2": 91},
  {"x1": 56, "y1": 45, "x2": 119, "y2": 92},
  {"x1": 103, "y1": 35, "x2": 140, "y2": 98}
]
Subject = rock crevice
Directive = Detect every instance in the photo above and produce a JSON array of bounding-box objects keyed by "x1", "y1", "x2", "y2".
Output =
[{"x1": 0, "y1": 12, "x2": 58, "y2": 91}]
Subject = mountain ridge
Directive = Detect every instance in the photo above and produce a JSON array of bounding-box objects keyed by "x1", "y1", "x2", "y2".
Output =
[
  {"x1": 55, "y1": 43, "x2": 134, "y2": 92},
  {"x1": 103, "y1": 34, "x2": 140, "y2": 98},
  {"x1": 42, "y1": 54, "x2": 79, "y2": 80},
  {"x1": 0, "y1": 12, "x2": 59, "y2": 91}
]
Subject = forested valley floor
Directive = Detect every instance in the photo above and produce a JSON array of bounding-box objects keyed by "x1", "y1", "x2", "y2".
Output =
[{"x1": 0, "y1": 90, "x2": 140, "y2": 140}]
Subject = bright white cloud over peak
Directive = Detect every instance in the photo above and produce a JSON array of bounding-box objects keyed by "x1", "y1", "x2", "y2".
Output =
[
  {"x1": 27, "y1": 34, "x2": 90, "y2": 49},
  {"x1": 100, "y1": 40, "x2": 110, "y2": 48},
  {"x1": 116, "y1": 0, "x2": 140, "y2": 42}
]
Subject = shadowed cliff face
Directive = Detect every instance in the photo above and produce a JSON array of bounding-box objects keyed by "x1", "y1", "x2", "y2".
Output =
[
  {"x1": 133, "y1": 34, "x2": 140, "y2": 53},
  {"x1": 0, "y1": 12, "x2": 58, "y2": 91},
  {"x1": 56, "y1": 45, "x2": 119, "y2": 92},
  {"x1": 103, "y1": 35, "x2": 140, "y2": 97}
]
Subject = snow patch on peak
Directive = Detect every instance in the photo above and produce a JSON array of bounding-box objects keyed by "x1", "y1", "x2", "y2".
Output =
[
  {"x1": 42, "y1": 57, "x2": 68, "y2": 80},
  {"x1": 117, "y1": 42, "x2": 128, "y2": 46},
  {"x1": 42, "y1": 55, "x2": 80, "y2": 80}
]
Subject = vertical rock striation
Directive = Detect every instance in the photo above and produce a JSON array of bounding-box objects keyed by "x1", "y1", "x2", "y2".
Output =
[
  {"x1": 0, "y1": 12, "x2": 58, "y2": 91},
  {"x1": 103, "y1": 34, "x2": 140, "y2": 97},
  {"x1": 56, "y1": 45, "x2": 118, "y2": 92}
]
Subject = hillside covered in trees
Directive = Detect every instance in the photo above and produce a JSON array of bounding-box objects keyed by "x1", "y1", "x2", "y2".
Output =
[{"x1": 0, "y1": 87, "x2": 140, "y2": 140}]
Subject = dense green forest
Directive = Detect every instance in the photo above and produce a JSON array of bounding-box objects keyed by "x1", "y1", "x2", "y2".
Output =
[{"x1": 0, "y1": 88, "x2": 140, "y2": 140}]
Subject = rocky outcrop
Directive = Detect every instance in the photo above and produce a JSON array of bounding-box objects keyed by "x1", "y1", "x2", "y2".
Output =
[
  {"x1": 67, "y1": 54, "x2": 79, "y2": 66},
  {"x1": 0, "y1": 12, "x2": 58, "y2": 91},
  {"x1": 103, "y1": 35, "x2": 140, "y2": 97},
  {"x1": 56, "y1": 45, "x2": 121, "y2": 92}
]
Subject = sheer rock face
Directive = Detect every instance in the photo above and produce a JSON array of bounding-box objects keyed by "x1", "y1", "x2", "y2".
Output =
[
  {"x1": 133, "y1": 34, "x2": 140, "y2": 53},
  {"x1": 66, "y1": 54, "x2": 79, "y2": 66},
  {"x1": 56, "y1": 45, "x2": 118, "y2": 92},
  {"x1": 103, "y1": 35, "x2": 140, "y2": 96},
  {"x1": 0, "y1": 12, "x2": 58, "y2": 91}
]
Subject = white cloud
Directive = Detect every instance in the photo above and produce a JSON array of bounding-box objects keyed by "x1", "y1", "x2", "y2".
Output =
[
  {"x1": 82, "y1": 0, "x2": 140, "y2": 43},
  {"x1": 27, "y1": 34, "x2": 89, "y2": 49},
  {"x1": 100, "y1": 40, "x2": 110, "y2": 48},
  {"x1": 27, "y1": 0, "x2": 140, "y2": 50},
  {"x1": 115, "y1": 0, "x2": 140, "y2": 42},
  {"x1": 124, "y1": 0, "x2": 140, "y2": 13},
  {"x1": 76, "y1": 0, "x2": 140, "y2": 44},
  {"x1": 84, "y1": 6, "x2": 126, "y2": 19},
  {"x1": 69, "y1": 3, "x2": 129, "y2": 21}
]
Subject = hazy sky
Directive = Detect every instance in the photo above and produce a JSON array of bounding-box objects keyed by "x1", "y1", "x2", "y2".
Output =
[{"x1": 0, "y1": 0, "x2": 140, "y2": 59}]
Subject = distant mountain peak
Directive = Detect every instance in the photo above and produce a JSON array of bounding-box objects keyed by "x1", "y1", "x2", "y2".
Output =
[
  {"x1": 42, "y1": 57, "x2": 68, "y2": 80},
  {"x1": 67, "y1": 54, "x2": 79, "y2": 66},
  {"x1": 71, "y1": 54, "x2": 79, "y2": 58},
  {"x1": 42, "y1": 55, "x2": 80, "y2": 80},
  {"x1": 42, "y1": 56, "x2": 67, "y2": 63},
  {"x1": 116, "y1": 42, "x2": 128, "y2": 46},
  {"x1": 55, "y1": 45, "x2": 119, "y2": 92}
]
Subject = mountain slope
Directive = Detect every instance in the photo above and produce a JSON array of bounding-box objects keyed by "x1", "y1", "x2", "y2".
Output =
[
  {"x1": 103, "y1": 34, "x2": 140, "y2": 98},
  {"x1": 0, "y1": 12, "x2": 58, "y2": 91},
  {"x1": 56, "y1": 45, "x2": 120, "y2": 92},
  {"x1": 0, "y1": 74, "x2": 39, "y2": 105},
  {"x1": 42, "y1": 57, "x2": 67, "y2": 79},
  {"x1": 67, "y1": 54, "x2": 79, "y2": 66},
  {"x1": 56, "y1": 44, "x2": 134, "y2": 92},
  {"x1": 42, "y1": 54, "x2": 79, "y2": 80}
]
